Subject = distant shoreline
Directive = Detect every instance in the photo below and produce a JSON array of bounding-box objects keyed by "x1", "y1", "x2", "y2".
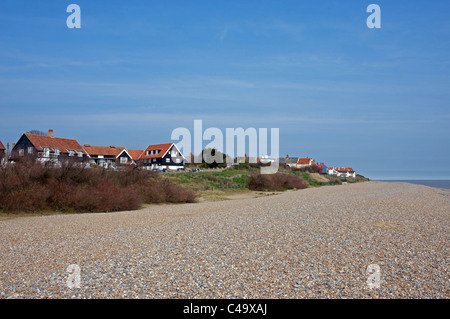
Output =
[{"x1": 377, "y1": 180, "x2": 450, "y2": 190}]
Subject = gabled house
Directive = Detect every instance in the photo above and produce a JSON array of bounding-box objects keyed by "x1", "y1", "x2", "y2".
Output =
[
  {"x1": 279, "y1": 154, "x2": 299, "y2": 166},
  {"x1": 82, "y1": 145, "x2": 129, "y2": 169},
  {"x1": 328, "y1": 167, "x2": 356, "y2": 178},
  {"x1": 140, "y1": 143, "x2": 185, "y2": 171},
  {"x1": 12, "y1": 130, "x2": 86, "y2": 163},
  {"x1": 287, "y1": 157, "x2": 317, "y2": 169},
  {"x1": 317, "y1": 162, "x2": 328, "y2": 174},
  {"x1": 0, "y1": 140, "x2": 6, "y2": 165},
  {"x1": 125, "y1": 149, "x2": 145, "y2": 165}
]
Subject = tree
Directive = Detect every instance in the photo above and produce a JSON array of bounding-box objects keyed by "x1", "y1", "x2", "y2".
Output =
[
  {"x1": 200, "y1": 148, "x2": 227, "y2": 168},
  {"x1": 27, "y1": 130, "x2": 46, "y2": 136}
]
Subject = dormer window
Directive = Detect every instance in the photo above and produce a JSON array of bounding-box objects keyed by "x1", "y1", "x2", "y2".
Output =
[
  {"x1": 53, "y1": 148, "x2": 60, "y2": 155},
  {"x1": 68, "y1": 150, "x2": 74, "y2": 157}
]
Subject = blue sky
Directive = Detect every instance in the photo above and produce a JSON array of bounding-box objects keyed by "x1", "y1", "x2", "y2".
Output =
[{"x1": 0, "y1": 0, "x2": 449, "y2": 179}]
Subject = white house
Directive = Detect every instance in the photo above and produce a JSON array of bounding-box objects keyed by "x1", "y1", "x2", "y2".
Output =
[{"x1": 328, "y1": 167, "x2": 356, "y2": 178}]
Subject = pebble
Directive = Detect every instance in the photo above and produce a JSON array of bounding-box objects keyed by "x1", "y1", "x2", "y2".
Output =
[{"x1": 0, "y1": 181, "x2": 448, "y2": 299}]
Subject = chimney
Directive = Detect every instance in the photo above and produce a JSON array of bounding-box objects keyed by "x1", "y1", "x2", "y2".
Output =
[
  {"x1": 48, "y1": 129, "x2": 54, "y2": 138},
  {"x1": 286, "y1": 154, "x2": 289, "y2": 159}
]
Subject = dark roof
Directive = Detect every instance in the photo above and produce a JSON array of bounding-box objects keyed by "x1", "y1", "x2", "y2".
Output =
[
  {"x1": 279, "y1": 157, "x2": 298, "y2": 164},
  {"x1": 0, "y1": 140, "x2": 5, "y2": 150}
]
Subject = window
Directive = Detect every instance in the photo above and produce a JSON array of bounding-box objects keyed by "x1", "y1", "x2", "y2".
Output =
[
  {"x1": 152, "y1": 159, "x2": 156, "y2": 163},
  {"x1": 68, "y1": 150, "x2": 74, "y2": 157},
  {"x1": 28, "y1": 147, "x2": 33, "y2": 154},
  {"x1": 77, "y1": 151, "x2": 83, "y2": 157},
  {"x1": 120, "y1": 157, "x2": 127, "y2": 164},
  {"x1": 54, "y1": 148, "x2": 60, "y2": 155},
  {"x1": 43, "y1": 147, "x2": 50, "y2": 157},
  {"x1": 19, "y1": 149, "x2": 24, "y2": 156},
  {"x1": 166, "y1": 158, "x2": 170, "y2": 163}
]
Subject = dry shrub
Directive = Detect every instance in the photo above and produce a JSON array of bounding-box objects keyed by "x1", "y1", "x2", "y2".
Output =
[
  {"x1": 0, "y1": 159, "x2": 197, "y2": 213},
  {"x1": 291, "y1": 165, "x2": 322, "y2": 174},
  {"x1": 247, "y1": 172, "x2": 307, "y2": 191}
]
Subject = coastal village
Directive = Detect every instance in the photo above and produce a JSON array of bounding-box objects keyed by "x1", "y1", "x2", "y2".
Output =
[{"x1": 0, "y1": 129, "x2": 357, "y2": 178}]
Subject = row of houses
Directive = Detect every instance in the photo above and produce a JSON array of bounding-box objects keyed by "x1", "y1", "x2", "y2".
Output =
[
  {"x1": 0, "y1": 130, "x2": 357, "y2": 176},
  {"x1": 279, "y1": 154, "x2": 357, "y2": 178},
  {"x1": 0, "y1": 130, "x2": 185, "y2": 171}
]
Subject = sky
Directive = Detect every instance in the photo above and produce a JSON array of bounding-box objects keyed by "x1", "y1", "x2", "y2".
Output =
[{"x1": 0, "y1": 0, "x2": 449, "y2": 180}]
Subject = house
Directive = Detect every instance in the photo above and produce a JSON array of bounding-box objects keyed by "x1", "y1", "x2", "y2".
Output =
[
  {"x1": 337, "y1": 167, "x2": 356, "y2": 178},
  {"x1": 279, "y1": 154, "x2": 299, "y2": 166},
  {"x1": 328, "y1": 167, "x2": 339, "y2": 176},
  {"x1": 11, "y1": 130, "x2": 87, "y2": 163},
  {"x1": 328, "y1": 167, "x2": 356, "y2": 178},
  {"x1": 140, "y1": 143, "x2": 185, "y2": 171},
  {"x1": 317, "y1": 162, "x2": 328, "y2": 174},
  {"x1": 123, "y1": 149, "x2": 145, "y2": 165},
  {"x1": 0, "y1": 140, "x2": 6, "y2": 165},
  {"x1": 82, "y1": 145, "x2": 130, "y2": 169},
  {"x1": 286, "y1": 157, "x2": 317, "y2": 169}
]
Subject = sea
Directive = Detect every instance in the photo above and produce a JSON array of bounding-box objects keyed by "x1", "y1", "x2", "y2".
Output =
[{"x1": 379, "y1": 180, "x2": 450, "y2": 190}]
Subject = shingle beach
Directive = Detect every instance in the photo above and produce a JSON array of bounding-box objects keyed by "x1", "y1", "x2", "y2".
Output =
[{"x1": 0, "y1": 181, "x2": 448, "y2": 299}]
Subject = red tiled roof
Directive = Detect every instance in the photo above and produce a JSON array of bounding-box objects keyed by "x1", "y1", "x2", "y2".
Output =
[
  {"x1": 337, "y1": 167, "x2": 354, "y2": 172},
  {"x1": 141, "y1": 143, "x2": 173, "y2": 159},
  {"x1": 82, "y1": 145, "x2": 125, "y2": 157},
  {"x1": 127, "y1": 149, "x2": 145, "y2": 160},
  {"x1": 297, "y1": 158, "x2": 312, "y2": 165},
  {"x1": 24, "y1": 133, "x2": 85, "y2": 154},
  {"x1": 329, "y1": 167, "x2": 355, "y2": 173},
  {"x1": 0, "y1": 140, "x2": 5, "y2": 150}
]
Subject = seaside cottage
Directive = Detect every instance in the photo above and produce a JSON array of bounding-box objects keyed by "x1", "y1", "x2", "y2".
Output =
[
  {"x1": 337, "y1": 167, "x2": 356, "y2": 178},
  {"x1": 318, "y1": 162, "x2": 328, "y2": 174},
  {"x1": 11, "y1": 130, "x2": 87, "y2": 164},
  {"x1": 82, "y1": 145, "x2": 130, "y2": 169},
  {"x1": 287, "y1": 157, "x2": 318, "y2": 169},
  {"x1": 279, "y1": 154, "x2": 299, "y2": 166},
  {"x1": 140, "y1": 143, "x2": 185, "y2": 171},
  {"x1": 328, "y1": 167, "x2": 356, "y2": 178},
  {"x1": 118, "y1": 149, "x2": 145, "y2": 166}
]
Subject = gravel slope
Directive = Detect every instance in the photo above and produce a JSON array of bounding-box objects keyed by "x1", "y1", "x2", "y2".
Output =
[{"x1": 0, "y1": 181, "x2": 448, "y2": 299}]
